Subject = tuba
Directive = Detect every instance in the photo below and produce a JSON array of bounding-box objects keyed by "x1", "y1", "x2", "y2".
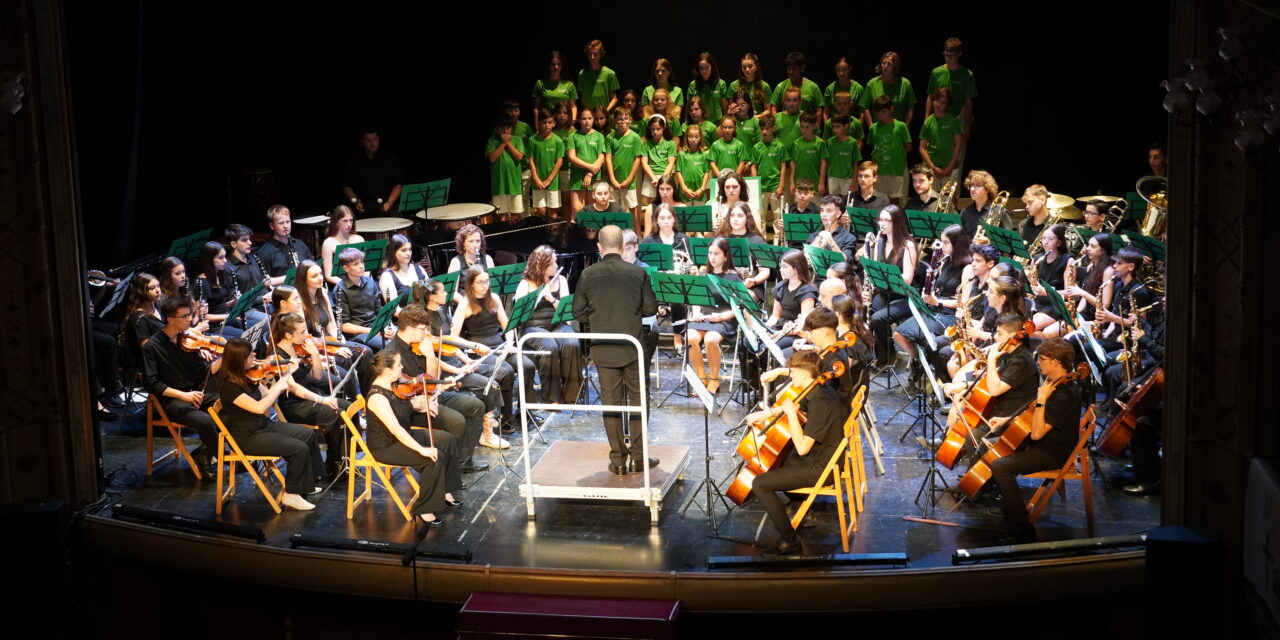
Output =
[{"x1": 1136, "y1": 176, "x2": 1168, "y2": 236}]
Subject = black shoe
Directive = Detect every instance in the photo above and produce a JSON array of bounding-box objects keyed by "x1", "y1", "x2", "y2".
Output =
[
  {"x1": 1123, "y1": 463, "x2": 1135, "y2": 472},
  {"x1": 445, "y1": 497, "x2": 463, "y2": 507},
  {"x1": 627, "y1": 457, "x2": 660, "y2": 473},
  {"x1": 419, "y1": 515, "x2": 444, "y2": 527},
  {"x1": 608, "y1": 462, "x2": 628, "y2": 476},
  {"x1": 322, "y1": 462, "x2": 345, "y2": 482},
  {"x1": 460, "y1": 460, "x2": 490, "y2": 474},
  {"x1": 190, "y1": 446, "x2": 215, "y2": 475},
  {"x1": 763, "y1": 539, "x2": 801, "y2": 555},
  {"x1": 1122, "y1": 481, "x2": 1160, "y2": 495}
]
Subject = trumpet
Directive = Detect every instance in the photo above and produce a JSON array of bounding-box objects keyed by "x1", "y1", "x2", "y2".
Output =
[{"x1": 672, "y1": 249, "x2": 694, "y2": 274}]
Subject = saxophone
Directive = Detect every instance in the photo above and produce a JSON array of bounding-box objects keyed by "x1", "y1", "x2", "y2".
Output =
[
  {"x1": 1114, "y1": 290, "x2": 1140, "y2": 384},
  {"x1": 946, "y1": 276, "x2": 977, "y2": 364},
  {"x1": 1091, "y1": 277, "x2": 1114, "y2": 338}
]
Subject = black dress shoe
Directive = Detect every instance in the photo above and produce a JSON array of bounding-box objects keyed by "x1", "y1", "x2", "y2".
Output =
[
  {"x1": 608, "y1": 462, "x2": 628, "y2": 476},
  {"x1": 445, "y1": 497, "x2": 463, "y2": 507},
  {"x1": 1122, "y1": 481, "x2": 1160, "y2": 495},
  {"x1": 762, "y1": 539, "x2": 801, "y2": 555},
  {"x1": 627, "y1": 457, "x2": 660, "y2": 473},
  {"x1": 419, "y1": 515, "x2": 444, "y2": 527},
  {"x1": 460, "y1": 460, "x2": 490, "y2": 474}
]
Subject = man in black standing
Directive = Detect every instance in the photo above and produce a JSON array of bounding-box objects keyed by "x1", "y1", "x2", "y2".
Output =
[
  {"x1": 574, "y1": 225, "x2": 659, "y2": 475},
  {"x1": 342, "y1": 127, "x2": 403, "y2": 216}
]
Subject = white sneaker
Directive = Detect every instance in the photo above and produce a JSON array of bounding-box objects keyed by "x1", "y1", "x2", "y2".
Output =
[
  {"x1": 479, "y1": 430, "x2": 510, "y2": 450},
  {"x1": 280, "y1": 493, "x2": 316, "y2": 511}
]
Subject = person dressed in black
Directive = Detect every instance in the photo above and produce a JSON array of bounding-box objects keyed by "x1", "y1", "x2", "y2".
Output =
[
  {"x1": 215, "y1": 337, "x2": 324, "y2": 511},
  {"x1": 334, "y1": 248, "x2": 390, "y2": 350},
  {"x1": 513, "y1": 245, "x2": 584, "y2": 404},
  {"x1": 572, "y1": 225, "x2": 659, "y2": 474},
  {"x1": 642, "y1": 202, "x2": 691, "y2": 353},
  {"x1": 807, "y1": 195, "x2": 858, "y2": 263},
  {"x1": 715, "y1": 201, "x2": 771, "y2": 303},
  {"x1": 942, "y1": 314, "x2": 1039, "y2": 465},
  {"x1": 765, "y1": 250, "x2": 818, "y2": 351},
  {"x1": 271, "y1": 312, "x2": 351, "y2": 479},
  {"x1": 750, "y1": 350, "x2": 847, "y2": 554},
  {"x1": 686, "y1": 238, "x2": 742, "y2": 394},
  {"x1": 895, "y1": 223, "x2": 969, "y2": 381},
  {"x1": 225, "y1": 223, "x2": 271, "y2": 330},
  {"x1": 141, "y1": 296, "x2": 223, "y2": 474},
  {"x1": 904, "y1": 164, "x2": 940, "y2": 212},
  {"x1": 191, "y1": 241, "x2": 245, "y2": 339},
  {"x1": 987, "y1": 337, "x2": 1083, "y2": 542},
  {"x1": 416, "y1": 280, "x2": 507, "y2": 443},
  {"x1": 1093, "y1": 247, "x2": 1155, "y2": 355},
  {"x1": 342, "y1": 127, "x2": 404, "y2": 216},
  {"x1": 451, "y1": 265, "x2": 534, "y2": 442},
  {"x1": 760, "y1": 307, "x2": 858, "y2": 410},
  {"x1": 364, "y1": 349, "x2": 463, "y2": 526},
  {"x1": 1028, "y1": 224, "x2": 1071, "y2": 332},
  {"x1": 255, "y1": 205, "x2": 313, "y2": 285},
  {"x1": 856, "y1": 204, "x2": 920, "y2": 366},
  {"x1": 958, "y1": 170, "x2": 1010, "y2": 236}
]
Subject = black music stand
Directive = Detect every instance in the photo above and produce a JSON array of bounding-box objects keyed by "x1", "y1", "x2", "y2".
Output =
[
  {"x1": 675, "y1": 206, "x2": 713, "y2": 234},
  {"x1": 651, "y1": 272, "x2": 715, "y2": 407},
  {"x1": 782, "y1": 213, "x2": 822, "y2": 244},
  {"x1": 166, "y1": 228, "x2": 212, "y2": 262},
  {"x1": 577, "y1": 211, "x2": 633, "y2": 229},
  {"x1": 634, "y1": 243, "x2": 674, "y2": 271},
  {"x1": 677, "y1": 365, "x2": 741, "y2": 540},
  {"x1": 98, "y1": 271, "x2": 136, "y2": 318},
  {"x1": 329, "y1": 239, "x2": 390, "y2": 277}
]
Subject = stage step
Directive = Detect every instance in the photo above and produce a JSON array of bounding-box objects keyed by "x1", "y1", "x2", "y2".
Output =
[{"x1": 456, "y1": 591, "x2": 680, "y2": 640}]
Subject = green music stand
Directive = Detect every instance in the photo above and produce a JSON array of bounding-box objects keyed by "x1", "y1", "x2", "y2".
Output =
[
  {"x1": 635, "y1": 243, "x2": 674, "y2": 271},
  {"x1": 650, "y1": 272, "x2": 716, "y2": 307},
  {"x1": 367, "y1": 293, "x2": 408, "y2": 338},
  {"x1": 980, "y1": 223, "x2": 1031, "y2": 260},
  {"x1": 400, "y1": 178, "x2": 451, "y2": 214},
  {"x1": 432, "y1": 271, "x2": 461, "y2": 299},
  {"x1": 862, "y1": 258, "x2": 937, "y2": 349},
  {"x1": 998, "y1": 257, "x2": 1035, "y2": 294},
  {"x1": 551, "y1": 294, "x2": 576, "y2": 325},
  {"x1": 507, "y1": 285, "x2": 546, "y2": 331},
  {"x1": 803, "y1": 244, "x2": 846, "y2": 275},
  {"x1": 846, "y1": 207, "x2": 879, "y2": 236},
  {"x1": 1076, "y1": 226, "x2": 1127, "y2": 249},
  {"x1": 783, "y1": 213, "x2": 822, "y2": 243},
  {"x1": 906, "y1": 210, "x2": 961, "y2": 241},
  {"x1": 1043, "y1": 284, "x2": 1078, "y2": 331},
  {"x1": 749, "y1": 242, "x2": 791, "y2": 269},
  {"x1": 487, "y1": 263, "x2": 527, "y2": 296},
  {"x1": 1124, "y1": 192, "x2": 1146, "y2": 221},
  {"x1": 330, "y1": 238, "x2": 390, "y2": 276},
  {"x1": 225, "y1": 280, "x2": 266, "y2": 324},
  {"x1": 725, "y1": 237, "x2": 750, "y2": 266},
  {"x1": 167, "y1": 228, "x2": 212, "y2": 262},
  {"x1": 1121, "y1": 233, "x2": 1166, "y2": 262},
  {"x1": 709, "y1": 274, "x2": 761, "y2": 314},
  {"x1": 675, "y1": 205, "x2": 713, "y2": 233},
  {"x1": 282, "y1": 267, "x2": 297, "y2": 285},
  {"x1": 577, "y1": 211, "x2": 634, "y2": 229}
]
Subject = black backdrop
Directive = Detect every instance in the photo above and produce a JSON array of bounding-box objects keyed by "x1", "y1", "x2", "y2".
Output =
[{"x1": 66, "y1": 2, "x2": 1170, "y2": 269}]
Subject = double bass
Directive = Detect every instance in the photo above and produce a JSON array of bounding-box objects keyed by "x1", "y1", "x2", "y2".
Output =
[
  {"x1": 957, "y1": 362, "x2": 1090, "y2": 498},
  {"x1": 935, "y1": 321, "x2": 1035, "y2": 469},
  {"x1": 725, "y1": 333, "x2": 855, "y2": 505}
]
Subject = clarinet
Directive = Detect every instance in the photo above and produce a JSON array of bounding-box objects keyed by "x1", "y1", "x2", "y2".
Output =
[{"x1": 285, "y1": 235, "x2": 300, "y2": 269}]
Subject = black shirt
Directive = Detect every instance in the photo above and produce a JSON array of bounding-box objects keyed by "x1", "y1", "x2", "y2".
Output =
[
  {"x1": 820, "y1": 347, "x2": 856, "y2": 411},
  {"x1": 217, "y1": 380, "x2": 270, "y2": 440},
  {"x1": 142, "y1": 331, "x2": 214, "y2": 396},
  {"x1": 255, "y1": 237, "x2": 313, "y2": 278},
  {"x1": 1018, "y1": 216, "x2": 1048, "y2": 247},
  {"x1": 194, "y1": 271, "x2": 237, "y2": 318},
  {"x1": 849, "y1": 191, "x2": 890, "y2": 213},
  {"x1": 1033, "y1": 380, "x2": 1082, "y2": 465},
  {"x1": 572, "y1": 254, "x2": 659, "y2": 367},
  {"x1": 904, "y1": 193, "x2": 938, "y2": 212},
  {"x1": 806, "y1": 226, "x2": 859, "y2": 262},
  {"x1": 343, "y1": 149, "x2": 404, "y2": 205},
  {"x1": 988, "y1": 344, "x2": 1037, "y2": 418},
  {"x1": 228, "y1": 254, "x2": 267, "y2": 310},
  {"x1": 386, "y1": 335, "x2": 426, "y2": 378},
  {"x1": 771, "y1": 281, "x2": 818, "y2": 323},
  {"x1": 365, "y1": 386, "x2": 412, "y2": 451},
  {"x1": 796, "y1": 384, "x2": 844, "y2": 468},
  {"x1": 930, "y1": 259, "x2": 965, "y2": 313},
  {"x1": 335, "y1": 275, "x2": 381, "y2": 330}
]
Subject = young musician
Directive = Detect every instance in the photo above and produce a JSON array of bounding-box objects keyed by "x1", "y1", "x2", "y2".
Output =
[
  {"x1": 765, "y1": 250, "x2": 818, "y2": 350},
  {"x1": 334, "y1": 248, "x2": 390, "y2": 350},
  {"x1": 321, "y1": 205, "x2": 365, "y2": 286},
  {"x1": 451, "y1": 266, "x2": 535, "y2": 439},
  {"x1": 416, "y1": 280, "x2": 506, "y2": 441},
  {"x1": 942, "y1": 314, "x2": 1038, "y2": 463},
  {"x1": 686, "y1": 238, "x2": 742, "y2": 394},
  {"x1": 857, "y1": 204, "x2": 919, "y2": 365},
  {"x1": 271, "y1": 312, "x2": 351, "y2": 479},
  {"x1": 807, "y1": 194, "x2": 858, "y2": 262},
  {"x1": 225, "y1": 223, "x2": 271, "y2": 329},
  {"x1": 255, "y1": 205, "x2": 313, "y2": 285},
  {"x1": 513, "y1": 246, "x2": 584, "y2": 404},
  {"x1": 141, "y1": 296, "x2": 223, "y2": 474}
]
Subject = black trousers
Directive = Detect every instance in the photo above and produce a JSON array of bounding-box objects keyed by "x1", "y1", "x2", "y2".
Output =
[
  {"x1": 989, "y1": 447, "x2": 1061, "y2": 534},
  {"x1": 525, "y1": 325, "x2": 584, "y2": 403},
  {"x1": 235, "y1": 421, "x2": 322, "y2": 495},
  {"x1": 410, "y1": 391, "x2": 483, "y2": 463},
  {"x1": 370, "y1": 428, "x2": 461, "y2": 516},
  {"x1": 752, "y1": 458, "x2": 823, "y2": 543},
  {"x1": 597, "y1": 360, "x2": 643, "y2": 467},
  {"x1": 870, "y1": 295, "x2": 913, "y2": 364},
  {"x1": 1132, "y1": 408, "x2": 1163, "y2": 483},
  {"x1": 278, "y1": 396, "x2": 351, "y2": 466},
  {"x1": 161, "y1": 395, "x2": 219, "y2": 448}
]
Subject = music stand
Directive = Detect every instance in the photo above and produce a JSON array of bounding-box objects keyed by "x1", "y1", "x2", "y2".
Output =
[
  {"x1": 98, "y1": 271, "x2": 136, "y2": 318},
  {"x1": 486, "y1": 263, "x2": 527, "y2": 297},
  {"x1": 507, "y1": 286, "x2": 544, "y2": 332},
  {"x1": 329, "y1": 239, "x2": 390, "y2": 276},
  {"x1": 225, "y1": 280, "x2": 267, "y2": 325},
  {"x1": 166, "y1": 228, "x2": 212, "y2": 262},
  {"x1": 803, "y1": 244, "x2": 846, "y2": 275},
  {"x1": 367, "y1": 293, "x2": 408, "y2": 339},
  {"x1": 677, "y1": 365, "x2": 739, "y2": 538},
  {"x1": 651, "y1": 272, "x2": 715, "y2": 407},
  {"x1": 1121, "y1": 233, "x2": 1166, "y2": 262},
  {"x1": 906, "y1": 210, "x2": 961, "y2": 243},
  {"x1": 782, "y1": 213, "x2": 822, "y2": 244},
  {"x1": 708, "y1": 274, "x2": 761, "y2": 315},
  {"x1": 687, "y1": 237, "x2": 710, "y2": 266},
  {"x1": 909, "y1": 343, "x2": 952, "y2": 510},
  {"x1": 577, "y1": 211, "x2": 634, "y2": 229},
  {"x1": 635, "y1": 243, "x2": 674, "y2": 271},
  {"x1": 978, "y1": 223, "x2": 1031, "y2": 260},
  {"x1": 748, "y1": 242, "x2": 790, "y2": 269},
  {"x1": 845, "y1": 207, "x2": 879, "y2": 236},
  {"x1": 400, "y1": 179, "x2": 450, "y2": 215},
  {"x1": 675, "y1": 206, "x2": 713, "y2": 233},
  {"x1": 708, "y1": 276, "x2": 762, "y2": 412},
  {"x1": 431, "y1": 271, "x2": 462, "y2": 299}
]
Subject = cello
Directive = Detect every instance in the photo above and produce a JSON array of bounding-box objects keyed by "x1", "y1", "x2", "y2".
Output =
[
  {"x1": 956, "y1": 362, "x2": 1090, "y2": 498},
  {"x1": 725, "y1": 334, "x2": 855, "y2": 505},
  {"x1": 1094, "y1": 366, "x2": 1164, "y2": 458},
  {"x1": 935, "y1": 321, "x2": 1035, "y2": 469}
]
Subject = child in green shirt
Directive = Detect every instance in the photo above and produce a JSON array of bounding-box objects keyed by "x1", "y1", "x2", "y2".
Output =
[
  {"x1": 675, "y1": 124, "x2": 711, "y2": 205},
  {"x1": 577, "y1": 40, "x2": 619, "y2": 115},
  {"x1": 533, "y1": 50, "x2": 578, "y2": 123},
  {"x1": 528, "y1": 109, "x2": 567, "y2": 217},
  {"x1": 688, "y1": 51, "x2": 729, "y2": 124},
  {"x1": 825, "y1": 114, "x2": 862, "y2": 199},
  {"x1": 822, "y1": 90, "x2": 865, "y2": 143},
  {"x1": 567, "y1": 108, "x2": 606, "y2": 214},
  {"x1": 606, "y1": 107, "x2": 644, "y2": 225},
  {"x1": 684, "y1": 96, "x2": 718, "y2": 149},
  {"x1": 860, "y1": 51, "x2": 916, "y2": 128},
  {"x1": 729, "y1": 89, "x2": 762, "y2": 150},
  {"x1": 710, "y1": 116, "x2": 749, "y2": 176},
  {"x1": 752, "y1": 114, "x2": 790, "y2": 231},
  {"x1": 823, "y1": 57, "x2": 864, "y2": 124},
  {"x1": 730, "y1": 53, "x2": 772, "y2": 116},
  {"x1": 867, "y1": 96, "x2": 913, "y2": 203},
  {"x1": 619, "y1": 90, "x2": 644, "y2": 138},
  {"x1": 642, "y1": 57, "x2": 684, "y2": 107},
  {"x1": 552, "y1": 102, "x2": 575, "y2": 218},
  {"x1": 774, "y1": 87, "x2": 804, "y2": 149},
  {"x1": 639, "y1": 114, "x2": 677, "y2": 208},
  {"x1": 771, "y1": 51, "x2": 825, "y2": 126},
  {"x1": 789, "y1": 112, "x2": 827, "y2": 196},
  {"x1": 919, "y1": 88, "x2": 966, "y2": 189},
  {"x1": 486, "y1": 112, "x2": 526, "y2": 217}
]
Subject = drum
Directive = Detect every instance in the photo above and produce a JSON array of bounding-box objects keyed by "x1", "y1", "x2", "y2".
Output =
[
  {"x1": 416, "y1": 202, "x2": 498, "y2": 232},
  {"x1": 293, "y1": 213, "x2": 330, "y2": 258},
  {"x1": 356, "y1": 217, "x2": 414, "y2": 245}
]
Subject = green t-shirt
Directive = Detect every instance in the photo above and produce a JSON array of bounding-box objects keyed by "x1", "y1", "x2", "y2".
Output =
[
  {"x1": 868, "y1": 120, "x2": 911, "y2": 176},
  {"x1": 606, "y1": 130, "x2": 644, "y2": 189},
  {"x1": 687, "y1": 78, "x2": 729, "y2": 123},
  {"x1": 710, "y1": 137, "x2": 749, "y2": 172},
  {"x1": 568, "y1": 129, "x2": 606, "y2": 189},
  {"x1": 822, "y1": 118, "x2": 864, "y2": 144},
  {"x1": 642, "y1": 137, "x2": 677, "y2": 176},
  {"x1": 485, "y1": 134, "x2": 525, "y2": 196},
  {"x1": 512, "y1": 121, "x2": 533, "y2": 167},
  {"x1": 752, "y1": 139, "x2": 792, "y2": 192},
  {"x1": 532, "y1": 79, "x2": 579, "y2": 110},
  {"x1": 926, "y1": 65, "x2": 978, "y2": 117},
  {"x1": 679, "y1": 120, "x2": 718, "y2": 148},
  {"x1": 771, "y1": 78, "x2": 825, "y2": 114},
  {"x1": 775, "y1": 111, "x2": 803, "y2": 148},
  {"x1": 920, "y1": 112, "x2": 965, "y2": 168},
  {"x1": 729, "y1": 79, "x2": 772, "y2": 114},
  {"x1": 629, "y1": 121, "x2": 645, "y2": 138},
  {"x1": 824, "y1": 80, "x2": 865, "y2": 112},
  {"x1": 676, "y1": 149, "x2": 711, "y2": 195},
  {"x1": 577, "y1": 66, "x2": 620, "y2": 109},
  {"x1": 790, "y1": 136, "x2": 828, "y2": 184},
  {"x1": 528, "y1": 133, "x2": 567, "y2": 188},
  {"x1": 734, "y1": 116, "x2": 762, "y2": 150},
  {"x1": 641, "y1": 84, "x2": 684, "y2": 106},
  {"x1": 860, "y1": 76, "x2": 917, "y2": 124},
  {"x1": 825, "y1": 136, "x2": 861, "y2": 179}
]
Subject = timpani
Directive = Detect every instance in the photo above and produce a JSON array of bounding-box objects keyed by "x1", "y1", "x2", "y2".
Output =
[
  {"x1": 293, "y1": 213, "x2": 330, "y2": 257},
  {"x1": 415, "y1": 202, "x2": 498, "y2": 232},
  {"x1": 356, "y1": 217, "x2": 414, "y2": 244}
]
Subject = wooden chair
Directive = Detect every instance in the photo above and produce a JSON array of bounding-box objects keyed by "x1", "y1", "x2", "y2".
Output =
[
  {"x1": 145, "y1": 395, "x2": 202, "y2": 479},
  {"x1": 786, "y1": 386, "x2": 867, "y2": 553},
  {"x1": 208, "y1": 401, "x2": 287, "y2": 515},
  {"x1": 1024, "y1": 405, "x2": 1098, "y2": 536},
  {"x1": 341, "y1": 396, "x2": 421, "y2": 521}
]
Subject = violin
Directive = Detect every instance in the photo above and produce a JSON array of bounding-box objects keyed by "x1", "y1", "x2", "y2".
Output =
[
  {"x1": 410, "y1": 334, "x2": 478, "y2": 358},
  {"x1": 179, "y1": 329, "x2": 227, "y2": 356},
  {"x1": 308, "y1": 336, "x2": 347, "y2": 355},
  {"x1": 390, "y1": 374, "x2": 457, "y2": 400},
  {"x1": 956, "y1": 362, "x2": 1090, "y2": 498},
  {"x1": 935, "y1": 321, "x2": 1034, "y2": 469},
  {"x1": 246, "y1": 355, "x2": 293, "y2": 382}
]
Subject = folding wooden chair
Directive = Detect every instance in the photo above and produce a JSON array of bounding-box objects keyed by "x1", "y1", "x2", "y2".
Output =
[
  {"x1": 341, "y1": 396, "x2": 421, "y2": 521},
  {"x1": 208, "y1": 401, "x2": 286, "y2": 515},
  {"x1": 145, "y1": 395, "x2": 202, "y2": 479},
  {"x1": 786, "y1": 386, "x2": 867, "y2": 553},
  {"x1": 1025, "y1": 405, "x2": 1098, "y2": 536}
]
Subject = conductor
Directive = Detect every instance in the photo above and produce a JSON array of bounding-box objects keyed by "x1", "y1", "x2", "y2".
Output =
[{"x1": 573, "y1": 225, "x2": 660, "y2": 475}]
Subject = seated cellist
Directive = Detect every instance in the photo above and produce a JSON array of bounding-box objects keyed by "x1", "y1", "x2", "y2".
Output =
[{"x1": 940, "y1": 314, "x2": 1038, "y2": 467}]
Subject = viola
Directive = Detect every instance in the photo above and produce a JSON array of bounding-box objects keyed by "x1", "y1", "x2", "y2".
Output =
[
  {"x1": 410, "y1": 335, "x2": 477, "y2": 359},
  {"x1": 935, "y1": 321, "x2": 1034, "y2": 469},
  {"x1": 179, "y1": 329, "x2": 227, "y2": 356},
  {"x1": 246, "y1": 355, "x2": 292, "y2": 382},
  {"x1": 390, "y1": 374, "x2": 456, "y2": 400},
  {"x1": 1095, "y1": 366, "x2": 1164, "y2": 458},
  {"x1": 957, "y1": 362, "x2": 1090, "y2": 498}
]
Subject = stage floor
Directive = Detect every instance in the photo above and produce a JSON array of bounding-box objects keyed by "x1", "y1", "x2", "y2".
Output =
[{"x1": 95, "y1": 356, "x2": 1159, "y2": 572}]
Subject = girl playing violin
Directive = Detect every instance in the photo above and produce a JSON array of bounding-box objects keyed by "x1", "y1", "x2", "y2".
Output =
[{"x1": 272, "y1": 312, "x2": 352, "y2": 479}]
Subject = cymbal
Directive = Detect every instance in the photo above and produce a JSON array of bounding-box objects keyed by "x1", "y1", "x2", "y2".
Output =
[
  {"x1": 1053, "y1": 206, "x2": 1083, "y2": 221},
  {"x1": 1046, "y1": 193, "x2": 1075, "y2": 210},
  {"x1": 1076, "y1": 194, "x2": 1125, "y2": 203}
]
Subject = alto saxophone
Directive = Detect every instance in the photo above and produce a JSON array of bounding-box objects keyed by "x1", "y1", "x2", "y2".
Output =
[
  {"x1": 1114, "y1": 290, "x2": 1140, "y2": 384},
  {"x1": 1092, "y1": 277, "x2": 1114, "y2": 338}
]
